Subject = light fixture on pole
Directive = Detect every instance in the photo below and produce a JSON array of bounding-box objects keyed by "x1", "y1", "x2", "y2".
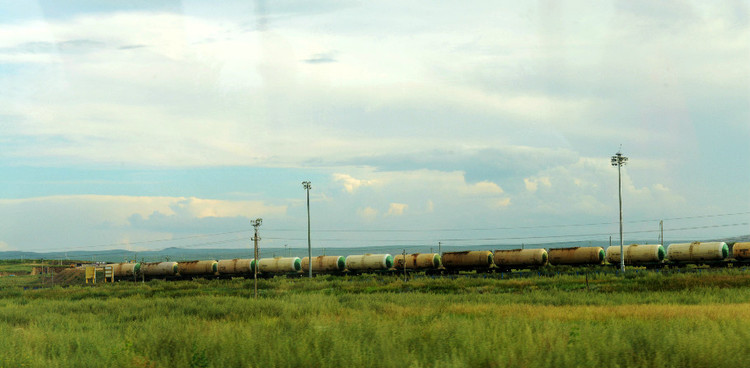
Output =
[
  {"x1": 611, "y1": 150, "x2": 628, "y2": 273},
  {"x1": 251, "y1": 218, "x2": 262, "y2": 298},
  {"x1": 302, "y1": 181, "x2": 312, "y2": 278}
]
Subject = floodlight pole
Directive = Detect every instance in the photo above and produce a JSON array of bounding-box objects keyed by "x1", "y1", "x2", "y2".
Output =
[
  {"x1": 611, "y1": 151, "x2": 628, "y2": 274},
  {"x1": 252, "y1": 218, "x2": 262, "y2": 299},
  {"x1": 302, "y1": 181, "x2": 312, "y2": 278}
]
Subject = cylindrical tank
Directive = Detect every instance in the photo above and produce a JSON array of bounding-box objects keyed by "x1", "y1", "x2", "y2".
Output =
[
  {"x1": 177, "y1": 260, "x2": 218, "y2": 276},
  {"x1": 141, "y1": 262, "x2": 179, "y2": 277},
  {"x1": 108, "y1": 262, "x2": 141, "y2": 277},
  {"x1": 393, "y1": 253, "x2": 442, "y2": 270},
  {"x1": 257, "y1": 257, "x2": 302, "y2": 273},
  {"x1": 493, "y1": 249, "x2": 548, "y2": 268},
  {"x1": 345, "y1": 254, "x2": 394, "y2": 271},
  {"x1": 667, "y1": 242, "x2": 728, "y2": 262},
  {"x1": 605, "y1": 244, "x2": 665, "y2": 264},
  {"x1": 441, "y1": 251, "x2": 494, "y2": 269},
  {"x1": 732, "y1": 242, "x2": 750, "y2": 260},
  {"x1": 548, "y1": 247, "x2": 605, "y2": 265},
  {"x1": 217, "y1": 259, "x2": 254, "y2": 275},
  {"x1": 300, "y1": 256, "x2": 346, "y2": 273}
]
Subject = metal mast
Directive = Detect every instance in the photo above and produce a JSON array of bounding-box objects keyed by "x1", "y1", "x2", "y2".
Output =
[
  {"x1": 252, "y1": 218, "x2": 262, "y2": 298},
  {"x1": 611, "y1": 150, "x2": 628, "y2": 273},
  {"x1": 302, "y1": 181, "x2": 312, "y2": 278}
]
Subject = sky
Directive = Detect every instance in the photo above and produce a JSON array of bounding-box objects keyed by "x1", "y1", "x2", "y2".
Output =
[{"x1": 0, "y1": 0, "x2": 748, "y2": 254}]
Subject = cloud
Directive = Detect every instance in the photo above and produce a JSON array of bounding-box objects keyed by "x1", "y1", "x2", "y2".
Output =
[
  {"x1": 462, "y1": 181, "x2": 504, "y2": 196},
  {"x1": 386, "y1": 203, "x2": 408, "y2": 216},
  {"x1": 0, "y1": 195, "x2": 286, "y2": 250},
  {"x1": 333, "y1": 173, "x2": 377, "y2": 193},
  {"x1": 524, "y1": 177, "x2": 551, "y2": 193},
  {"x1": 357, "y1": 206, "x2": 378, "y2": 221},
  {"x1": 303, "y1": 51, "x2": 337, "y2": 64}
]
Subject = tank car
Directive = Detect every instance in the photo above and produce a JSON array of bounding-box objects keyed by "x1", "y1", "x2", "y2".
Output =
[
  {"x1": 300, "y1": 256, "x2": 346, "y2": 274},
  {"x1": 548, "y1": 247, "x2": 604, "y2": 266},
  {"x1": 177, "y1": 260, "x2": 218, "y2": 278},
  {"x1": 345, "y1": 254, "x2": 394, "y2": 273},
  {"x1": 493, "y1": 249, "x2": 548, "y2": 271},
  {"x1": 392, "y1": 253, "x2": 442, "y2": 271},
  {"x1": 257, "y1": 257, "x2": 302, "y2": 275},
  {"x1": 732, "y1": 242, "x2": 750, "y2": 263},
  {"x1": 605, "y1": 244, "x2": 665, "y2": 268},
  {"x1": 217, "y1": 258, "x2": 255, "y2": 277},
  {"x1": 107, "y1": 262, "x2": 141, "y2": 280},
  {"x1": 141, "y1": 262, "x2": 179, "y2": 279},
  {"x1": 667, "y1": 242, "x2": 728, "y2": 267},
  {"x1": 441, "y1": 251, "x2": 494, "y2": 273}
]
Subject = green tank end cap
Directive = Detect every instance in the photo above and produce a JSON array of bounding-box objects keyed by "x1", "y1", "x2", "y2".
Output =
[
  {"x1": 172, "y1": 264, "x2": 179, "y2": 274},
  {"x1": 598, "y1": 249, "x2": 605, "y2": 261},
  {"x1": 657, "y1": 246, "x2": 666, "y2": 261},
  {"x1": 293, "y1": 258, "x2": 302, "y2": 271},
  {"x1": 385, "y1": 255, "x2": 394, "y2": 268},
  {"x1": 212, "y1": 263, "x2": 218, "y2": 273},
  {"x1": 541, "y1": 253, "x2": 548, "y2": 263},
  {"x1": 337, "y1": 257, "x2": 346, "y2": 270},
  {"x1": 433, "y1": 254, "x2": 441, "y2": 267},
  {"x1": 722, "y1": 244, "x2": 729, "y2": 259},
  {"x1": 487, "y1": 254, "x2": 494, "y2": 265},
  {"x1": 133, "y1": 263, "x2": 141, "y2": 274}
]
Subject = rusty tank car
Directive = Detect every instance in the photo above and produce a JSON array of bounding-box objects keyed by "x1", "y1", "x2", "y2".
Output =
[
  {"x1": 177, "y1": 260, "x2": 218, "y2": 277},
  {"x1": 493, "y1": 249, "x2": 548, "y2": 271},
  {"x1": 605, "y1": 244, "x2": 665, "y2": 267},
  {"x1": 732, "y1": 242, "x2": 750, "y2": 261},
  {"x1": 141, "y1": 262, "x2": 179, "y2": 278},
  {"x1": 393, "y1": 253, "x2": 441, "y2": 270},
  {"x1": 345, "y1": 254, "x2": 394, "y2": 273},
  {"x1": 107, "y1": 262, "x2": 141, "y2": 278},
  {"x1": 548, "y1": 247, "x2": 604, "y2": 266},
  {"x1": 441, "y1": 251, "x2": 494, "y2": 273},
  {"x1": 300, "y1": 256, "x2": 346, "y2": 274},
  {"x1": 667, "y1": 242, "x2": 728, "y2": 266},
  {"x1": 217, "y1": 259, "x2": 255, "y2": 277}
]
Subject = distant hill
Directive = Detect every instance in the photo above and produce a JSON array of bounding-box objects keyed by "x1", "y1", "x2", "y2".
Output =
[{"x1": 3, "y1": 236, "x2": 747, "y2": 262}]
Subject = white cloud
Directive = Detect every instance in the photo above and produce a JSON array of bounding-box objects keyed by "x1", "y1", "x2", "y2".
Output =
[
  {"x1": 333, "y1": 173, "x2": 377, "y2": 193},
  {"x1": 386, "y1": 203, "x2": 408, "y2": 216},
  {"x1": 425, "y1": 200, "x2": 434, "y2": 213},
  {"x1": 524, "y1": 177, "x2": 551, "y2": 193},
  {"x1": 462, "y1": 181, "x2": 504, "y2": 196},
  {"x1": 493, "y1": 198, "x2": 512, "y2": 208},
  {"x1": 357, "y1": 206, "x2": 378, "y2": 221},
  {"x1": 0, "y1": 195, "x2": 286, "y2": 251}
]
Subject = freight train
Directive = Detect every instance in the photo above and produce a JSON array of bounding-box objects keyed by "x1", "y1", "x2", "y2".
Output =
[{"x1": 105, "y1": 241, "x2": 750, "y2": 280}]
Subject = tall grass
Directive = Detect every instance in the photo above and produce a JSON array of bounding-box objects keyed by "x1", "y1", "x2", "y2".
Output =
[{"x1": 1, "y1": 271, "x2": 750, "y2": 367}]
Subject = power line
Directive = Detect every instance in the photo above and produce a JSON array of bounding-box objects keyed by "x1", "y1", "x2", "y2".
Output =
[
  {"x1": 15, "y1": 210, "x2": 750, "y2": 253},
  {"x1": 263, "y1": 210, "x2": 750, "y2": 233},
  {"x1": 262, "y1": 222, "x2": 749, "y2": 243}
]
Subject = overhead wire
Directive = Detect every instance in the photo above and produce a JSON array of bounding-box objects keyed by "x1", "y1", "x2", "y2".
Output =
[{"x1": 17, "y1": 210, "x2": 750, "y2": 253}]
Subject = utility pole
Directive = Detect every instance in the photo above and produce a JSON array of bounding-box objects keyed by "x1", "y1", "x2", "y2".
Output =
[
  {"x1": 402, "y1": 249, "x2": 407, "y2": 282},
  {"x1": 252, "y1": 218, "x2": 262, "y2": 299},
  {"x1": 438, "y1": 241, "x2": 442, "y2": 255},
  {"x1": 659, "y1": 220, "x2": 664, "y2": 245},
  {"x1": 302, "y1": 181, "x2": 312, "y2": 278},
  {"x1": 611, "y1": 150, "x2": 628, "y2": 274}
]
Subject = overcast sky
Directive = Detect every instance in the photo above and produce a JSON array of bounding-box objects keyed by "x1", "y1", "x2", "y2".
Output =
[{"x1": 0, "y1": 0, "x2": 748, "y2": 253}]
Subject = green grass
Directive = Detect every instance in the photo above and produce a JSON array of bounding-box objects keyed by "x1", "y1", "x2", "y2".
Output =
[{"x1": 2, "y1": 270, "x2": 750, "y2": 367}]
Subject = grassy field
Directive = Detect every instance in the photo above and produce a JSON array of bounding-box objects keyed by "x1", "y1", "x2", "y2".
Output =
[{"x1": 2, "y1": 266, "x2": 750, "y2": 367}]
